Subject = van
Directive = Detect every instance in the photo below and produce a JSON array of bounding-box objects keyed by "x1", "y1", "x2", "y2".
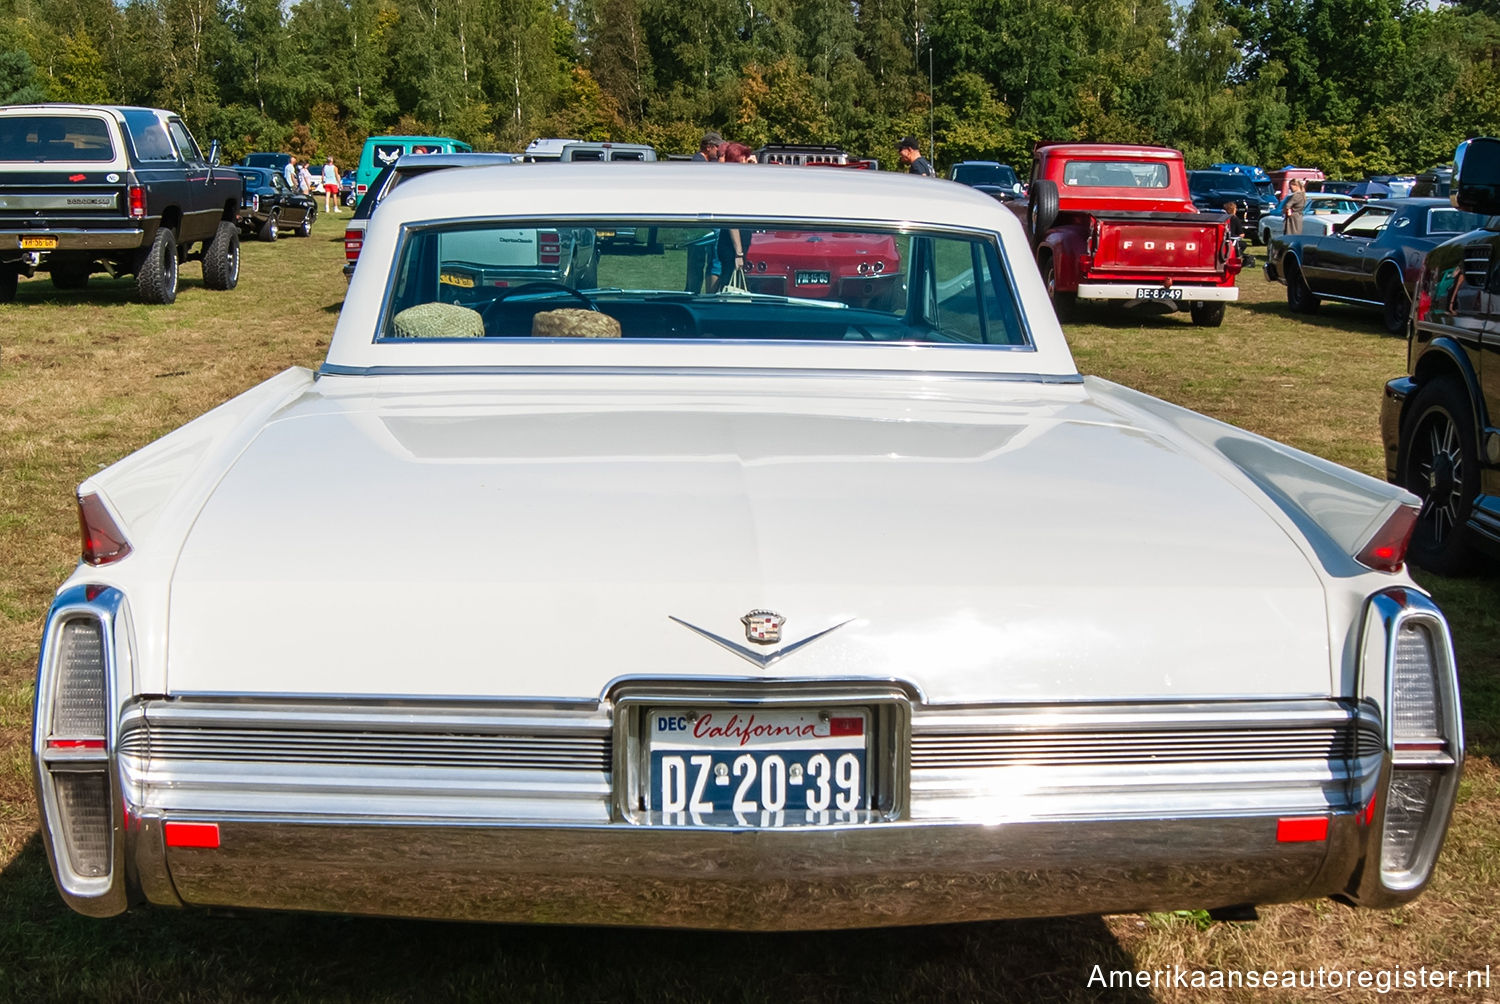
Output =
[
  {"x1": 355, "y1": 135, "x2": 473, "y2": 203},
  {"x1": 559, "y1": 141, "x2": 656, "y2": 162}
]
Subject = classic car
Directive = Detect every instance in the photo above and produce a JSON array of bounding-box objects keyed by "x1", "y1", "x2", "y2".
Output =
[
  {"x1": 341, "y1": 152, "x2": 522, "y2": 282},
  {"x1": 1209, "y1": 162, "x2": 1276, "y2": 202},
  {"x1": 233, "y1": 166, "x2": 316, "y2": 242},
  {"x1": 1266, "y1": 198, "x2": 1489, "y2": 334},
  {"x1": 35, "y1": 164, "x2": 1462, "y2": 931},
  {"x1": 1381, "y1": 137, "x2": 1500, "y2": 573},
  {"x1": 949, "y1": 161, "x2": 1024, "y2": 198},
  {"x1": 1258, "y1": 192, "x2": 1361, "y2": 244},
  {"x1": 742, "y1": 230, "x2": 902, "y2": 309},
  {"x1": 1187, "y1": 169, "x2": 1277, "y2": 239}
]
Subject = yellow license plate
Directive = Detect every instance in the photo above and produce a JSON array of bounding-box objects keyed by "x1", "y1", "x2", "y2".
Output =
[
  {"x1": 20, "y1": 236, "x2": 58, "y2": 250},
  {"x1": 439, "y1": 272, "x2": 475, "y2": 288}
]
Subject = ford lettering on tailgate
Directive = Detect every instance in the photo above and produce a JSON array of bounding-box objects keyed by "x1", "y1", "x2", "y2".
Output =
[{"x1": 648, "y1": 708, "x2": 870, "y2": 825}]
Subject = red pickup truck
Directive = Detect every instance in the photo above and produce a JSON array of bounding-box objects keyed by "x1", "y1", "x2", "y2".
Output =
[{"x1": 1020, "y1": 143, "x2": 1242, "y2": 326}]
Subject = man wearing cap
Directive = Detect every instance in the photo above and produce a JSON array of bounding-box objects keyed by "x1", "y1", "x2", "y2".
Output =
[
  {"x1": 693, "y1": 131, "x2": 723, "y2": 162},
  {"x1": 897, "y1": 136, "x2": 935, "y2": 177}
]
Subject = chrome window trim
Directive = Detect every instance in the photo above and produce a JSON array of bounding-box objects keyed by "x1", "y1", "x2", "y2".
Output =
[
  {"x1": 370, "y1": 212, "x2": 1040, "y2": 351},
  {"x1": 32, "y1": 584, "x2": 130, "y2": 915},
  {"x1": 316, "y1": 363, "x2": 1084, "y2": 383}
]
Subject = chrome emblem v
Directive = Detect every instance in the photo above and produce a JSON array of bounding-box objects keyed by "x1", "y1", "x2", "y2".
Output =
[{"x1": 669, "y1": 612, "x2": 853, "y2": 669}]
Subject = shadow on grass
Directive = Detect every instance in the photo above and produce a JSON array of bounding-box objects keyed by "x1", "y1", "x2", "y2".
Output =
[
  {"x1": 1234, "y1": 297, "x2": 1396, "y2": 338},
  {"x1": 6, "y1": 274, "x2": 210, "y2": 307},
  {"x1": 0, "y1": 831, "x2": 1155, "y2": 1003}
]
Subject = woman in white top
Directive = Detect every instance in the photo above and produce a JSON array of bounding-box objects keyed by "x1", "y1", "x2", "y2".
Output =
[{"x1": 321, "y1": 157, "x2": 340, "y2": 213}]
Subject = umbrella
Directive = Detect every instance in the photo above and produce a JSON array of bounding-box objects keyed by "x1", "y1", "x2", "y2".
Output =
[{"x1": 1346, "y1": 180, "x2": 1393, "y2": 199}]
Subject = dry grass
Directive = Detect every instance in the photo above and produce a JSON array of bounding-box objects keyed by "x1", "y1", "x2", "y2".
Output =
[{"x1": 1, "y1": 239, "x2": 1496, "y2": 1001}]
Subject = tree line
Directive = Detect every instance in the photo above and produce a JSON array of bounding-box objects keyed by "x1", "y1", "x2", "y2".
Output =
[{"x1": 1, "y1": 0, "x2": 1497, "y2": 178}]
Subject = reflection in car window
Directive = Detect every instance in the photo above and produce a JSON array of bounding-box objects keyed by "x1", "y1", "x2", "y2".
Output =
[
  {"x1": 1428, "y1": 208, "x2": 1488, "y2": 235},
  {"x1": 0, "y1": 115, "x2": 117, "y2": 162},
  {"x1": 1342, "y1": 209, "x2": 1393, "y2": 237},
  {"x1": 166, "y1": 120, "x2": 202, "y2": 162},
  {"x1": 1063, "y1": 161, "x2": 1169, "y2": 188},
  {"x1": 120, "y1": 110, "x2": 175, "y2": 160},
  {"x1": 380, "y1": 219, "x2": 1029, "y2": 347}
]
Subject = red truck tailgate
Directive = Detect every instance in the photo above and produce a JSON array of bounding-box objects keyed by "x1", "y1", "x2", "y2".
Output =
[{"x1": 1092, "y1": 215, "x2": 1224, "y2": 275}]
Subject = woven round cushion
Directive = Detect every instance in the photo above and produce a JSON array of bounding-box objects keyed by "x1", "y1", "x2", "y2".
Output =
[
  {"x1": 531, "y1": 308, "x2": 621, "y2": 338},
  {"x1": 390, "y1": 301, "x2": 486, "y2": 339}
]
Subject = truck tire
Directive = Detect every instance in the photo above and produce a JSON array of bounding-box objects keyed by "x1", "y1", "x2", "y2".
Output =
[
  {"x1": 0, "y1": 262, "x2": 17, "y2": 302},
  {"x1": 1190, "y1": 301, "x2": 1225, "y2": 327},
  {"x1": 1028, "y1": 180, "x2": 1059, "y2": 247},
  {"x1": 136, "y1": 226, "x2": 179, "y2": 305},
  {"x1": 1040, "y1": 253, "x2": 1076, "y2": 322},
  {"x1": 203, "y1": 220, "x2": 241, "y2": 290},
  {"x1": 1401, "y1": 378, "x2": 1478, "y2": 575},
  {"x1": 1381, "y1": 274, "x2": 1409, "y2": 335},
  {"x1": 260, "y1": 216, "x2": 278, "y2": 242},
  {"x1": 1283, "y1": 258, "x2": 1319, "y2": 315}
]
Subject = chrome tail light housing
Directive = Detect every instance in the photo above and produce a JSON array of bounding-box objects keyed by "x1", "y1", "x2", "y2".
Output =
[
  {"x1": 32, "y1": 584, "x2": 131, "y2": 915},
  {"x1": 1349, "y1": 588, "x2": 1464, "y2": 905}
]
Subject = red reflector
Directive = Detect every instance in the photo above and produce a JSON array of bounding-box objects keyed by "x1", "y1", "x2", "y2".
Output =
[
  {"x1": 540, "y1": 254, "x2": 561, "y2": 265},
  {"x1": 1276, "y1": 816, "x2": 1329, "y2": 842},
  {"x1": 47, "y1": 738, "x2": 105, "y2": 750},
  {"x1": 1360, "y1": 793, "x2": 1378, "y2": 826},
  {"x1": 69, "y1": 173, "x2": 86, "y2": 183},
  {"x1": 164, "y1": 822, "x2": 220, "y2": 849},
  {"x1": 828, "y1": 717, "x2": 864, "y2": 737},
  {"x1": 1355, "y1": 504, "x2": 1419, "y2": 572},
  {"x1": 78, "y1": 492, "x2": 132, "y2": 566}
]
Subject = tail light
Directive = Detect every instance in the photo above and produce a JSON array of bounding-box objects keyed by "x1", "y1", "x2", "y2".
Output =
[
  {"x1": 539, "y1": 229, "x2": 561, "y2": 265},
  {"x1": 127, "y1": 185, "x2": 145, "y2": 220},
  {"x1": 344, "y1": 229, "x2": 362, "y2": 263},
  {"x1": 1355, "y1": 503, "x2": 1418, "y2": 572},
  {"x1": 78, "y1": 492, "x2": 131, "y2": 566},
  {"x1": 34, "y1": 585, "x2": 129, "y2": 913},
  {"x1": 1354, "y1": 589, "x2": 1463, "y2": 902}
]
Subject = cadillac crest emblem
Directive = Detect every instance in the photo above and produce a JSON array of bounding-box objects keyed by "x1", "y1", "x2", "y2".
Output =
[{"x1": 741, "y1": 609, "x2": 785, "y2": 645}]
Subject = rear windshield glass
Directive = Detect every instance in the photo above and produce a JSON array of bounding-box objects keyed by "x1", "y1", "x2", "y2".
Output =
[
  {"x1": 380, "y1": 219, "x2": 1028, "y2": 347},
  {"x1": 1063, "y1": 161, "x2": 1169, "y2": 188},
  {"x1": 1190, "y1": 173, "x2": 1255, "y2": 194},
  {"x1": 0, "y1": 115, "x2": 115, "y2": 162},
  {"x1": 951, "y1": 164, "x2": 1020, "y2": 188}
]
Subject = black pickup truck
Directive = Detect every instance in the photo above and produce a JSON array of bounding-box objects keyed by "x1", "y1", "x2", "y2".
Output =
[{"x1": 0, "y1": 104, "x2": 242, "y2": 304}]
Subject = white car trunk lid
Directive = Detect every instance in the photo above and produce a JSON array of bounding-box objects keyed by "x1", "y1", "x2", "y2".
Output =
[{"x1": 166, "y1": 382, "x2": 1331, "y2": 703}]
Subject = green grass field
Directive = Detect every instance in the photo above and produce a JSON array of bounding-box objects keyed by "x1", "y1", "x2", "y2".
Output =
[{"x1": 0, "y1": 227, "x2": 1495, "y2": 1002}]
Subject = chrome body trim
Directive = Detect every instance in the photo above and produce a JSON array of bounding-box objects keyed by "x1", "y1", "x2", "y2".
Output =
[
  {"x1": 32, "y1": 584, "x2": 131, "y2": 917},
  {"x1": 2, "y1": 228, "x2": 143, "y2": 251},
  {"x1": 1347, "y1": 588, "x2": 1463, "y2": 905},
  {"x1": 97, "y1": 687, "x2": 1409, "y2": 926}
]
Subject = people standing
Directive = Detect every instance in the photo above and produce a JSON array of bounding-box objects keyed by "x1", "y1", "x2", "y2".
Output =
[
  {"x1": 284, "y1": 155, "x2": 298, "y2": 189},
  {"x1": 684, "y1": 131, "x2": 725, "y2": 291},
  {"x1": 897, "y1": 136, "x2": 935, "y2": 177},
  {"x1": 297, "y1": 159, "x2": 314, "y2": 196},
  {"x1": 1283, "y1": 179, "x2": 1307, "y2": 236},
  {"x1": 702, "y1": 142, "x2": 756, "y2": 293},
  {"x1": 321, "y1": 156, "x2": 340, "y2": 213}
]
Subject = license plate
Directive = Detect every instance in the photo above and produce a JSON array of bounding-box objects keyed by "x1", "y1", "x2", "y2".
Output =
[
  {"x1": 1136, "y1": 286, "x2": 1182, "y2": 300},
  {"x1": 439, "y1": 272, "x2": 475, "y2": 288},
  {"x1": 20, "y1": 236, "x2": 57, "y2": 250},
  {"x1": 648, "y1": 707, "x2": 870, "y2": 824},
  {"x1": 795, "y1": 270, "x2": 831, "y2": 285}
]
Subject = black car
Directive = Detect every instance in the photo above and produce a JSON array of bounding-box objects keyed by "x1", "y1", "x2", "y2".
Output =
[
  {"x1": 1265, "y1": 198, "x2": 1489, "y2": 334},
  {"x1": 234, "y1": 166, "x2": 316, "y2": 241},
  {"x1": 949, "y1": 161, "x2": 1023, "y2": 198},
  {"x1": 1380, "y1": 138, "x2": 1500, "y2": 572},
  {"x1": 1187, "y1": 170, "x2": 1277, "y2": 240},
  {"x1": 340, "y1": 169, "x2": 356, "y2": 207}
]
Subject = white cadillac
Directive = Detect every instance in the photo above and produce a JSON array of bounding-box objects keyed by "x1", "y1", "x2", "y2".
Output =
[{"x1": 35, "y1": 163, "x2": 1462, "y2": 929}]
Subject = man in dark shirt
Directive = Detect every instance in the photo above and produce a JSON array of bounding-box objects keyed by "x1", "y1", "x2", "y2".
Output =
[
  {"x1": 897, "y1": 136, "x2": 935, "y2": 177},
  {"x1": 692, "y1": 131, "x2": 723, "y2": 163}
]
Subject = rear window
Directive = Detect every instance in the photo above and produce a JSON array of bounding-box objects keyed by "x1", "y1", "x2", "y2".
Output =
[
  {"x1": 952, "y1": 164, "x2": 1019, "y2": 188},
  {"x1": 1427, "y1": 208, "x2": 1488, "y2": 235},
  {"x1": 0, "y1": 115, "x2": 116, "y2": 162},
  {"x1": 380, "y1": 218, "x2": 1028, "y2": 347},
  {"x1": 1064, "y1": 161, "x2": 1169, "y2": 188}
]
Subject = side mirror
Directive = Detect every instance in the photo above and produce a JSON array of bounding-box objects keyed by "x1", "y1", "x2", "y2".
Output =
[
  {"x1": 1454, "y1": 137, "x2": 1500, "y2": 215},
  {"x1": 208, "y1": 139, "x2": 222, "y2": 167}
]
